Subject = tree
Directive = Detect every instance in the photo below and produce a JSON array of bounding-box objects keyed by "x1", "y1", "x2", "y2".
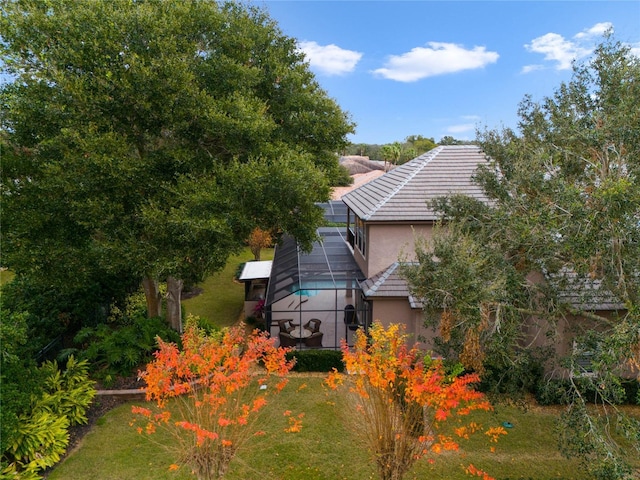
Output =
[
  {"x1": 326, "y1": 323, "x2": 504, "y2": 480},
  {"x1": 403, "y1": 34, "x2": 640, "y2": 479},
  {"x1": 247, "y1": 227, "x2": 273, "y2": 261},
  {"x1": 380, "y1": 142, "x2": 402, "y2": 171},
  {"x1": 405, "y1": 135, "x2": 437, "y2": 154},
  {"x1": 132, "y1": 323, "x2": 296, "y2": 480},
  {"x1": 1, "y1": 0, "x2": 354, "y2": 331},
  {"x1": 438, "y1": 135, "x2": 473, "y2": 145}
]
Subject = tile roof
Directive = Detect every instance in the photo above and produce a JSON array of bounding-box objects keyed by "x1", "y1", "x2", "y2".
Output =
[
  {"x1": 547, "y1": 269, "x2": 627, "y2": 312},
  {"x1": 341, "y1": 145, "x2": 490, "y2": 222},
  {"x1": 360, "y1": 262, "x2": 423, "y2": 308}
]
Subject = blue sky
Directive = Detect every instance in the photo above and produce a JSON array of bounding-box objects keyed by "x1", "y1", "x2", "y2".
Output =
[{"x1": 260, "y1": 1, "x2": 640, "y2": 145}]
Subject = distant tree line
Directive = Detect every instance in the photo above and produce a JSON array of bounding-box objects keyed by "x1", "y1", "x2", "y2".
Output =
[{"x1": 344, "y1": 135, "x2": 475, "y2": 164}]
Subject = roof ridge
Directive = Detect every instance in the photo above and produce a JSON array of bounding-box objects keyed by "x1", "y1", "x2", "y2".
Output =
[{"x1": 365, "y1": 146, "x2": 443, "y2": 219}]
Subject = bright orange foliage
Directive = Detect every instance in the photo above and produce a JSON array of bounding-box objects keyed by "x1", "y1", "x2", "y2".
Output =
[
  {"x1": 131, "y1": 324, "x2": 296, "y2": 480},
  {"x1": 326, "y1": 322, "x2": 502, "y2": 480}
]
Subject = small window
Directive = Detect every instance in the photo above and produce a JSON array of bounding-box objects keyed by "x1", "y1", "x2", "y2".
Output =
[{"x1": 571, "y1": 340, "x2": 597, "y2": 378}]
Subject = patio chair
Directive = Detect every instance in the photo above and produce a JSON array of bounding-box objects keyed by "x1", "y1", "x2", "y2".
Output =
[
  {"x1": 279, "y1": 331, "x2": 298, "y2": 348},
  {"x1": 277, "y1": 319, "x2": 295, "y2": 334},
  {"x1": 304, "y1": 318, "x2": 321, "y2": 333},
  {"x1": 305, "y1": 331, "x2": 323, "y2": 348}
]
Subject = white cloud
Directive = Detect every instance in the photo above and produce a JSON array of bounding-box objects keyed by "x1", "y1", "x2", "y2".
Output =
[
  {"x1": 372, "y1": 42, "x2": 499, "y2": 82},
  {"x1": 298, "y1": 41, "x2": 362, "y2": 76},
  {"x1": 629, "y1": 42, "x2": 640, "y2": 58},
  {"x1": 446, "y1": 123, "x2": 476, "y2": 134},
  {"x1": 574, "y1": 22, "x2": 613, "y2": 39},
  {"x1": 524, "y1": 22, "x2": 614, "y2": 71},
  {"x1": 521, "y1": 64, "x2": 544, "y2": 74}
]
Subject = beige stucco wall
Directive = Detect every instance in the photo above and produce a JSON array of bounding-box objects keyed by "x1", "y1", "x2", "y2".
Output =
[
  {"x1": 370, "y1": 298, "x2": 439, "y2": 351},
  {"x1": 363, "y1": 223, "x2": 434, "y2": 277}
]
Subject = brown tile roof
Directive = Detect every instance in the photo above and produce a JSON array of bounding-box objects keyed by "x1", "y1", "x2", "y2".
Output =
[{"x1": 341, "y1": 145, "x2": 490, "y2": 222}]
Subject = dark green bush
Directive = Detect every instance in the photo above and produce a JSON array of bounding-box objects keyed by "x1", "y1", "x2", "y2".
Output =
[
  {"x1": 72, "y1": 315, "x2": 180, "y2": 385},
  {"x1": 621, "y1": 379, "x2": 639, "y2": 405},
  {"x1": 479, "y1": 350, "x2": 544, "y2": 398},
  {"x1": 535, "y1": 377, "x2": 639, "y2": 406},
  {"x1": 535, "y1": 378, "x2": 572, "y2": 405},
  {"x1": 286, "y1": 349, "x2": 345, "y2": 372}
]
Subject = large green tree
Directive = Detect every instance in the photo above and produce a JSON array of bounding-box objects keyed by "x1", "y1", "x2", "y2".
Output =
[
  {"x1": 403, "y1": 35, "x2": 639, "y2": 479},
  {"x1": 1, "y1": 0, "x2": 354, "y2": 330}
]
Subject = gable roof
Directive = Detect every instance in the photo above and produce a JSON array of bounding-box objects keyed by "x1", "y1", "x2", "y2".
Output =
[{"x1": 341, "y1": 145, "x2": 490, "y2": 222}]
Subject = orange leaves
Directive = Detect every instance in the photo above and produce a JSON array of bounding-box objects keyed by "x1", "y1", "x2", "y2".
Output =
[
  {"x1": 324, "y1": 368, "x2": 344, "y2": 390},
  {"x1": 131, "y1": 324, "x2": 296, "y2": 478},
  {"x1": 485, "y1": 426, "x2": 508, "y2": 443},
  {"x1": 283, "y1": 411, "x2": 305, "y2": 433},
  {"x1": 465, "y1": 464, "x2": 495, "y2": 480},
  {"x1": 326, "y1": 322, "x2": 501, "y2": 480}
]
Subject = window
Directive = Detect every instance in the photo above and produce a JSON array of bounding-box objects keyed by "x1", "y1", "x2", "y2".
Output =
[
  {"x1": 354, "y1": 217, "x2": 366, "y2": 256},
  {"x1": 571, "y1": 340, "x2": 597, "y2": 378}
]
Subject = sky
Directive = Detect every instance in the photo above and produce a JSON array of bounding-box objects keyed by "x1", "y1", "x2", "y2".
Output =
[{"x1": 259, "y1": 1, "x2": 640, "y2": 145}]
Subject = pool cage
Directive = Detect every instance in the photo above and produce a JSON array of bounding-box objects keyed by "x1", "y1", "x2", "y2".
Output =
[{"x1": 265, "y1": 227, "x2": 369, "y2": 349}]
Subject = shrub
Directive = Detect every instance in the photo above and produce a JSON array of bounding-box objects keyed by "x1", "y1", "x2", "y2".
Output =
[
  {"x1": 1, "y1": 356, "x2": 95, "y2": 479},
  {"x1": 286, "y1": 349, "x2": 345, "y2": 372},
  {"x1": 73, "y1": 315, "x2": 180, "y2": 385},
  {"x1": 479, "y1": 349, "x2": 544, "y2": 399},
  {"x1": 535, "y1": 377, "x2": 639, "y2": 406},
  {"x1": 132, "y1": 325, "x2": 296, "y2": 479}
]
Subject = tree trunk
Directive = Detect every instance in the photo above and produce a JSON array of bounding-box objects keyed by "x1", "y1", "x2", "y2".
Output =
[
  {"x1": 142, "y1": 276, "x2": 163, "y2": 318},
  {"x1": 166, "y1": 276, "x2": 184, "y2": 332}
]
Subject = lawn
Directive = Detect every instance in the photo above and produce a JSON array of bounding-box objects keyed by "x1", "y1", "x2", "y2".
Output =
[
  {"x1": 41, "y1": 249, "x2": 640, "y2": 480},
  {"x1": 182, "y1": 248, "x2": 274, "y2": 328},
  {"x1": 48, "y1": 376, "x2": 596, "y2": 480}
]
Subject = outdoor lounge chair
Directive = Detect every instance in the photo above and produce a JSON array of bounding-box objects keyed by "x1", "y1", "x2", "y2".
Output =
[
  {"x1": 277, "y1": 319, "x2": 295, "y2": 334},
  {"x1": 304, "y1": 318, "x2": 321, "y2": 333},
  {"x1": 279, "y1": 331, "x2": 298, "y2": 348},
  {"x1": 305, "y1": 331, "x2": 323, "y2": 348}
]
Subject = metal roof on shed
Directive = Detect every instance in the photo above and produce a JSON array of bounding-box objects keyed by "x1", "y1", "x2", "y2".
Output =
[
  {"x1": 239, "y1": 261, "x2": 272, "y2": 281},
  {"x1": 341, "y1": 145, "x2": 491, "y2": 222}
]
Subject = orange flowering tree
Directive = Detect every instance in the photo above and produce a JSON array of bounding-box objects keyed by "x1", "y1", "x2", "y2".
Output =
[
  {"x1": 326, "y1": 323, "x2": 505, "y2": 480},
  {"x1": 131, "y1": 323, "x2": 295, "y2": 479}
]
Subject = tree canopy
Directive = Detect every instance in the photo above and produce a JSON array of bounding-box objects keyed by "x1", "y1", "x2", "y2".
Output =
[
  {"x1": 403, "y1": 34, "x2": 639, "y2": 479},
  {"x1": 1, "y1": 0, "x2": 354, "y2": 329}
]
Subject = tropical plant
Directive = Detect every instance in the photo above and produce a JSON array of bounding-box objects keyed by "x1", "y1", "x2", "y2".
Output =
[{"x1": 1, "y1": 356, "x2": 95, "y2": 479}]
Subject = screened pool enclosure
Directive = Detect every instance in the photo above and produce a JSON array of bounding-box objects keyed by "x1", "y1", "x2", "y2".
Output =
[{"x1": 265, "y1": 227, "x2": 369, "y2": 349}]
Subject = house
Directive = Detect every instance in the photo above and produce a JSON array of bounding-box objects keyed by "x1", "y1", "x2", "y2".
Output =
[
  {"x1": 260, "y1": 145, "x2": 491, "y2": 349},
  {"x1": 259, "y1": 144, "x2": 627, "y2": 377},
  {"x1": 341, "y1": 145, "x2": 491, "y2": 346}
]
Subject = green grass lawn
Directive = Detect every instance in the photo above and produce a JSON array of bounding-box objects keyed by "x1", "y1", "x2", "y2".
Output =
[
  {"x1": 182, "y1": 248, "x2": 273, "y2": 328},
  {"x1": 48, "y1": 376, "x2": 603, "y2": 480}
]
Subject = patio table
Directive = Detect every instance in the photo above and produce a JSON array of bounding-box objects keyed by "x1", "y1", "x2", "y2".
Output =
[{"x1": 290, "y1": 325, "x2": 312, "y2": 340}]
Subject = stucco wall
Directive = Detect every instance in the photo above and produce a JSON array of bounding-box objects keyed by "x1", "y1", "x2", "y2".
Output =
[
  {"x1": 370, "y1": 298, "x2": 438, "y2": 351},
  {"x1": 365, "y1": 223, "x2": 434, "y2": 277}
]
